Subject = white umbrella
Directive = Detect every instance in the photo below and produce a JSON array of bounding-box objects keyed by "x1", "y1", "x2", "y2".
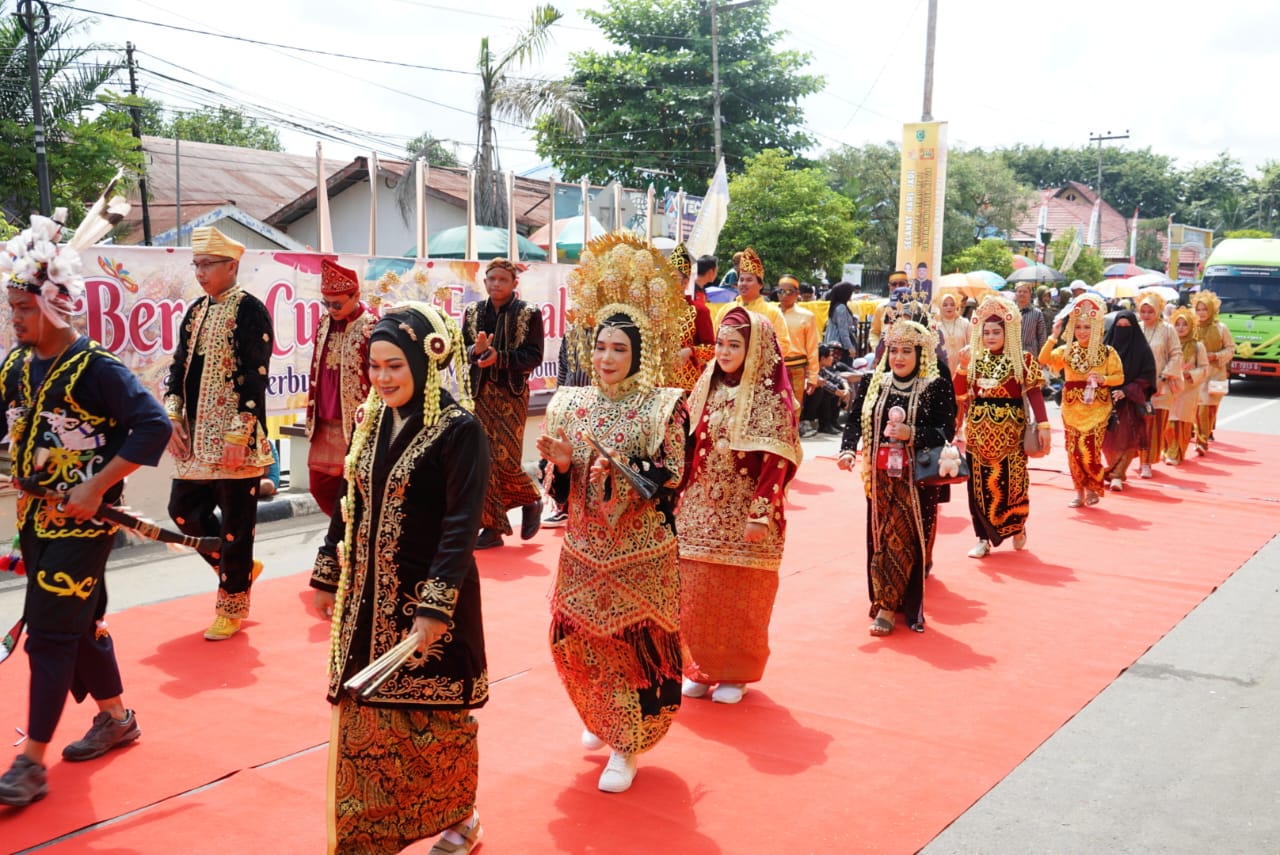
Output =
[
  {"x1": 1124, "y1": 271, "x2": 1176, "y2": 289},
  {"x1": 1138, "y1": 285, "x2": 1179, "y2": 304}
]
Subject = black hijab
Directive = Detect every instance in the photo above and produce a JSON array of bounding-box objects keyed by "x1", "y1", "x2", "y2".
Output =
[
  {"x1": 370, "y1": 309, "x2": 432, "y2": 409},
  {"x1": 1103, "y1": 309, "x2": 1156, "y2": 390}
]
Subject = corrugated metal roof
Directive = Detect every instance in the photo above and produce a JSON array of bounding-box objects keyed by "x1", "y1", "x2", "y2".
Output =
[{"x1": 120, "y1": 136, "x2": 348, "y2": 244}]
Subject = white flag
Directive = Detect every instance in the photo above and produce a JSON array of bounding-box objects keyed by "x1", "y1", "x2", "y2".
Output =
[
  {"x1": 1085, "y1": 199, "x2": 1102, "y2": 248},
  {"x1": 686, "y1": 158, "x2": 730, "y2": 259}
]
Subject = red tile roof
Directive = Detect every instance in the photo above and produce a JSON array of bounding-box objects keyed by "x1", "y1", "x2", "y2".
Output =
[{"x1": 1011, "y1": 181, "x2": 1133, "y2": 260}]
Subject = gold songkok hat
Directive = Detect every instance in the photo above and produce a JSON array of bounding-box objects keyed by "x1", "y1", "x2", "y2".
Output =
[
  {"x1": 190, "y1": 226, "x2": 245, "y2": 260},
  {"x1": 739, "y1": 246, "x2": 764, "y2": 279},
  {"x1": 320, "y1": 258, "x2": 360, "y2": 295},
  {"x1": 669, "y1": 242, "x2": 691, "y2": 276}
]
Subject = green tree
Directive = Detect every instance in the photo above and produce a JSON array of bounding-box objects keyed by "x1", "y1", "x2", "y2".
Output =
[
  {"x1": 942, "y1": 238, "x2": 1015, "y2": 279},
  {"x1": 716, "y1": 149, "x2": 861, "y2": 281},
  {"x1": 473, "y1": 4, "x2": 583, "y2": 227},
  {"x1": 404, "y1": 132, "x2": 458, "y2": 167},
  {"x1": 943, "y1": 148, "x2": 1034, "y2": 260},
  {"x1": 395, "y1": 132, "x2": 461, "y2": 226},
  {"x1": 534, "y1": 0, "x2": 821, "y2": 192},
  {"x1": 161, "y1": 105, "x2": 281, "y2": 151},
  {"x1": 1222, "y1": 228, "x2": 1273, "y2": 240},
  {"x1": 821, "y1": 141, "x2": 900, "y2": 268},
  {"x1": 1049, "y1": 227, "x2": 1104, "y2": 284},
  {"x1": 1179, "y1": 151, "x2": 1249, "y2": 228},
  {"x1": 1001, "y1": 144, "x2": 1181, "y2": 220},
  {"x1": 0, "y1": 5, "x2": 141, "y2": 223},
  {"x1": 1134, "y1": 218, "x2": 1165, "y2": 269}
]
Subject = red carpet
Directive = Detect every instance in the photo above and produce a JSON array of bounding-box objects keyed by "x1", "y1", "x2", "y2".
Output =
[{"x1": 3, "y1": 430, "x2": 1277, "y2": 854}]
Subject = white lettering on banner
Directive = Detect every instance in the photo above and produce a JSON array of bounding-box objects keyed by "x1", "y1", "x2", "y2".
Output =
[{"x1": 3, "y1": 248, "x2": 576, "y2": 427}]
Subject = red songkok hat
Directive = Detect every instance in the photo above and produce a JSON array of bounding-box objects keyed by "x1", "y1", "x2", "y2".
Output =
[{"x1": 320, "y1": 258, "x2": 359, "y2": 295}]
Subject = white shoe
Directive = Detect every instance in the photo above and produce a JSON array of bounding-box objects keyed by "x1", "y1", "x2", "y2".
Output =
[
  {"x1": 1139, "y1": 464, "x2": 1153, "y2": 479},
  {"x1": 1012, "y1": 531, "x2": 1027, "y2": 551},
  {"x1": 598, "y1": 751, "x2": 637, "y2": 793},
  {"x1": 1111, "y1": 480, "x2": 1124, "y2": 492},
  {"x1": 967, "y1": 540, "x2": 990, "y2": 559},
  {"x1": 581, "y1": 729, "x2": 604, "y2": 751},
  {"x1": 711, "y1": 683, "x2": 746, "y2": 704},
  {"x1": 681, "y1": 678, "x2": 710, "y2": 698}
]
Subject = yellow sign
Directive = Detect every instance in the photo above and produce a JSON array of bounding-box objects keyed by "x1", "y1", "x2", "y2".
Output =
[
  {"x1": 896, "y1": 122, "x2": 949, "y2": 299},
  {"x1": 1167, "y1": 223, "x2": 1214, "y2": 279}
]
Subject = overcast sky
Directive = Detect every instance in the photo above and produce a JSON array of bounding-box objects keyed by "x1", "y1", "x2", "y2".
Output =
[{"x1": 64, "y1": 0, "x2": 1279, "y2": 186}]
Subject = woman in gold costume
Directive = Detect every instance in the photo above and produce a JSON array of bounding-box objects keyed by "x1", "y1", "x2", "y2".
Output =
[
  {"x1": 537, "y1": 235, "x2": 689, "y2": 795},
  {"x1": 677, "y1": 307, "x2": 801, "y2": 704},
  {"x1": 963, "y1": 296, "x2": 1049, "y2": 558},
  {"x1": 1039, "y1": 296, "x2": 1124, "y2": 507},
  {"x1": 838, "y1": 319, "x2": 956, "y2": 635},
  {"x1": 1137, "y1": 292, "x2": 1181, "y2": 479},
  {"x1": 1165, "y1": 307, "x2": 1209, "y2": 465},
  {"x1": 1190, "y1": 291, "x2": 1234, "y2": 454}
]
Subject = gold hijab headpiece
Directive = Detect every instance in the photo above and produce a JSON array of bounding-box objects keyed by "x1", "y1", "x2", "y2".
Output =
[{"x1": 969, "y1": 295, "x2": 1024, "y2": 384}]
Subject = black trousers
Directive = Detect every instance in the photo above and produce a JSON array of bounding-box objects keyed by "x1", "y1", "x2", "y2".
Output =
[
  {"x1": 18, "y1": 532, "x2": 123, "y2": 744},
  {"x1": 168, "y1": 477, "x2": 259, "y2": 594}
]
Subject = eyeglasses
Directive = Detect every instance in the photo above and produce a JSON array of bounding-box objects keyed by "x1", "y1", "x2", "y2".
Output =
[
  {"x1": 191, "y1": 259, "x2": 232, "y2": 272},
  {"x1": 777, "y1": 289, "x2": 797, "y2": 295}
]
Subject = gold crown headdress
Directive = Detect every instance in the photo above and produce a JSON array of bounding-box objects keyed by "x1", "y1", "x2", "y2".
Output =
[
  {"x1": 565, "y1": 232, "x2": 688, "y2": 390},
  {"x1": 1067, "y1": 295, "x2": 1106, "y2": 370},
  {"x1": 969, "y1": 295, "x2": 1024, "y2": 385},
  {"x1": 669, "y1": 243, "x2": 691, "y2": 277},
  {"x1": 739, "y1": 246, "x2": 764, "y2": 280}
]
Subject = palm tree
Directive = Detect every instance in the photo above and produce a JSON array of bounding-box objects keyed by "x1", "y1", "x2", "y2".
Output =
[
  {"x1": 472, "y1": 4, "x2": 583, "y2": 228},
  {"x1": 0, "y1": 5, "x2": 128, "y2": 218}
]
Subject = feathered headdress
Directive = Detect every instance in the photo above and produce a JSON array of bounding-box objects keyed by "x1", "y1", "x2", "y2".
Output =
[{"x1": 1, "y1": 170, "x2": 130, "y2": 329}]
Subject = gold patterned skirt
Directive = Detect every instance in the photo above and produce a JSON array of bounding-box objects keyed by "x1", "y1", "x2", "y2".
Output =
[
  {"x1": 327, "y1": 699, "x2": 477, "y2": 855},
  {"x1": 680, "y1": 559, "x2": 780, "y2": 685},
  {"x1": 965, "y1": 397, "x2": 1029, "y2": 545}
]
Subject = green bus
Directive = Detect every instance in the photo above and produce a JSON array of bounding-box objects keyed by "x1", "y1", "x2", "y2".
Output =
[{"x1": 1201, "y1": 238, "x2": 1280, "y2": 379}]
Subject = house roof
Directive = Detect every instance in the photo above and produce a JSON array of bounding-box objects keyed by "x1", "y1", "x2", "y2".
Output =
[
  {"x1": 119, "y1": 136, "x2": 348, "y2": 244},
  {"x1": 265, "y1": 158, "x2": 554, "y2": 231},
  {"x1": 1011, "y1": 181, "x2": 1133, "y2": 260}
]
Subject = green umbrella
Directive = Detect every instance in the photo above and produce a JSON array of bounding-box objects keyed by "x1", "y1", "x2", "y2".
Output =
[{"x1": 407, "y1": 225, "x2": 547, "y2": 261}]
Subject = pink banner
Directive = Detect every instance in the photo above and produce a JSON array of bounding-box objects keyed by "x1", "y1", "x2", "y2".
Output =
[{"x1": 2, "y1": 248, "x2": 572, "y2": 428}]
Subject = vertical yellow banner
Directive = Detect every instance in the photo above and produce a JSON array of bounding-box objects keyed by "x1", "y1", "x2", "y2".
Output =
[{"x1": 896, "y1": 122, "x2": 948, "y2": 299}]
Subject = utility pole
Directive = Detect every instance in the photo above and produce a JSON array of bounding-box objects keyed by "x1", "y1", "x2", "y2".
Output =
[
  {"x1": 708, "y1": 0, "x2": 763, "y2": 168},
  {"x1": 17, "y1": 0, "x2": 53, "y2": 216},
  {"x1": 126, "y1": 42, "x2": 152, "y2": 245},
  {"x1": 921, "y1": 0, "x2": 938, "y2": 121},
  {"x1": 1088, "y1": 129, "x2": 1129, "y2": 205}
]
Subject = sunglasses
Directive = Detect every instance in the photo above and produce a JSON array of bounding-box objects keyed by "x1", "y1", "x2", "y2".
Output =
[{"x1": 322, "y1": 297, "x2": 352, "y2": 310}]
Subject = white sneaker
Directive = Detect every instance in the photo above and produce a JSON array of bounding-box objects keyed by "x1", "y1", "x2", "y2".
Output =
[
  {"x1": 597, "y1": 751, "x2": 638, "y2": 793},
  {"x1": 967, "y1": 540, "x2": 990, "y2": 559},
  {"x1": 711, "y1": 683, "x2": 746, "y2": 704},
  {"x1": 681, "y1": 678, "x2": 710, "y2": 698},
  {"x1": 1139, "y1": 464, "x2": 1153, "y2": 479},
  {"x1": 581, "y1": 729, "x2": 604, "y2": 750},
  {"x1": 1012, "y1": 531, "x2": 1027, "y2": 551}
]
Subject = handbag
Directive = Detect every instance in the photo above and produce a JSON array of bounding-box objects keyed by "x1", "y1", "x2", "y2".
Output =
[
  {"x1": 1023, "y1": 395, "x2": 1048, "y2": 457},
  {"x1": 1207, "y1": 378, "x2": 1229, "y2": 396},
  {"x1": 913, "y1": 435, "x2": 970, "y2": 486}
]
